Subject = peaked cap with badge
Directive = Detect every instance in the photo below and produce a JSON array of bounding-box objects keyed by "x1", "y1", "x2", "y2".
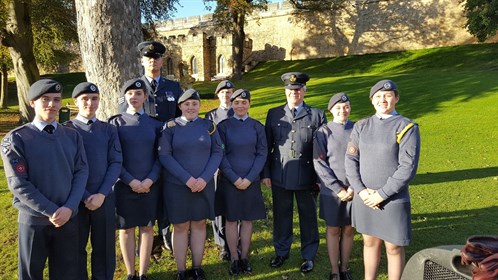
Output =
[
  {"x1": 281, "y1": 72, "x2": 310, "y2": 89},
  {"x1": 138, "y1": 41, "x2": 166, "y2": 58}
]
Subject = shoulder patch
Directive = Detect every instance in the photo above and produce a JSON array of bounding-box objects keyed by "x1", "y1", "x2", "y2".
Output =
[
  {"x1": 118, "y1": 96, "x2": 125, "y2": 105},
  {"x1": 346, "y1": 142, "x2": 358, "y2": 156}
]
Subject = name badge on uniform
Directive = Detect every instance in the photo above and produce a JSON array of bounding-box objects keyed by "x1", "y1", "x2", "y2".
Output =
[{"x1": 166, "y1": 91, "x2": 175, "y2": 102}]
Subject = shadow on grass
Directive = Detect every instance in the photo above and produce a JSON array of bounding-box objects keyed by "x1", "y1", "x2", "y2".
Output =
[{"x1": 412, "y1": 166, "x2": 498, "y2": 185}]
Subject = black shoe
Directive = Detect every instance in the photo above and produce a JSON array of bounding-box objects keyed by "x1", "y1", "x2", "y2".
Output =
[
  {"x1": 229, "y1": 260, "x2": 240, "y2": 276},
  {"x1": 219, "y1": 248, "x2": 231, "y2": 261},
  {"x1": 340, "y1": 269, "x2": 352, "y2": 280},
  {"x1": 176, "y1": 271, "x2": 188, "y2": 280},
  {"x1": 240, "y1": 259, "x2": 252, "y2": 273},
  {"x1": 125, "y1": 274, "x2": 137, "y2": 280},
  {"x1": 300, "y1": 259, "x2": 314, "y2": 273},
  {"x1": 162, "y1": 234, "x2": 173, "y2": 252},
  {"x1": 329, "y1": 272, "x2": 339, "y2": 280},
  {"x1": 138, "y1": 275, "x2": 147, "y2": 280},
  {"x1": 192, "y1": 268, "x2": 206, "y2": 280},
  {"x1": 270, "y1": 255, "x2": 288, "y2": 268}
]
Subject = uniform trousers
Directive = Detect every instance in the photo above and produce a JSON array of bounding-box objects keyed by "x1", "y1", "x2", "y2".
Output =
[
  {"x1": 77, "y1": 192, "x2": 116, "y2": 280},
  {"x1": 271, "y1": 186, "x2": 319, "y2": 260},
  {"x1": 212, "y1": 170, "x2": 229, "y2": 250},
  {"x1": 18, "y1": 218, "x2": 79, "y2": 280}
]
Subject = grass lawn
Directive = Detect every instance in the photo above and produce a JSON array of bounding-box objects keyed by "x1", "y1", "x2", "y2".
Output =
[{"x1": 0, "y1": 43, "x2": 497, "y2": 279}]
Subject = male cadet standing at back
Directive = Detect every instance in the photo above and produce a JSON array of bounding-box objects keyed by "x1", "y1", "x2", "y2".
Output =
[
  {"x1": 262, "y1": 72, "x2": 326, "y2": 274},
  {"x1": 204, "y1": 80, "x2": 235, "y2": 261},
  {"x1": 64, "y1": 82, "x2": 122, "y2": 280},
  {"x1": 118, "y1": 40, "x2": 183, "y2": 252},
  {"x1": 1, "y1": 79, "x2": 89, "y2": 280}
]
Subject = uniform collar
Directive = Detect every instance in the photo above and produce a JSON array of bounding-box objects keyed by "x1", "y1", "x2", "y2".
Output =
[
  {"x1": 32, "y1": 118, "x2": 57, "y2": 132},
  {"x1": 76, "y1": 114, "x2": 97, "y2": 124}
]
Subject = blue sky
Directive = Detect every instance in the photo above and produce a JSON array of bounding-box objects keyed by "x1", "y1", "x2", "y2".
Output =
[{"x1": 172, "y1": 0, "x2": 279, "y2": 19}]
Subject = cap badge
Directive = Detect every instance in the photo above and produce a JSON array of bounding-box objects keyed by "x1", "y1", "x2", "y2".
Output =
[
  {"x1": 149, "y1": 44, "x2": 154, "y2": 50},
  {"x1": 289, "y1": 75, "x2": 297, "y2": 82},
  {"x1": 55, "y1": 84, "x2": 62, "y2": 91},
  {"x1": 341, "y1": 95, "x2": 348, "y2": 101},
  {"x1": 241, "y1": 92, "x2": 246, "y2": 98},
  {"x1": 135, "y1": 81, "x2": 142, "y2": 87},
  {"x1": 90, "y1": 85, "x2": 97, "y2": 92},
  {"x1": 383, "y1": 82, "x2": 392, "y2": 90},
  {"x1": 226, "y1": 82, "x2": 232, "y2": 87}
]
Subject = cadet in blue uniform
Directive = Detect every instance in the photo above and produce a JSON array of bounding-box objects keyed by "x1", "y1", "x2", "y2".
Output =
[
  {"x1": 1, "y1": 79, "x2": 89, "y2": 280},
  {"x1": 159, "y1": 89, "x2": 223, "y2": 280},
  {"x1": 345, "y1": 80, "x2": 420, "y2": 280},
  {"x1": 205, "y1": 79, "x2": 235, "y2": 261},
  {"x1": 262, "y1": 72, "x2": 327, "y2": 273},
  {"x1": 109, "y1": 79, "x2": 163, "y2": 280},
  {"x1": 118, "y1": 40, "x2": 183, "y2": 252},
  {"x1": 313, "y1": 93, "x2": 354, "y2": 280},
  {"x1": 63, "y1": 82, "x2": 122, "y2": 280},
  {"x1": 216, "y1": 89, "x2": 267, "y2": 276}
]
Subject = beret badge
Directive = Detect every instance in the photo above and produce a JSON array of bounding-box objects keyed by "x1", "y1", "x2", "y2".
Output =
[
  {"x1": 90, "y1": 85, "x2": 97, "y2": 92},
  {"x1": 135, "y1": 81, "x2": 142, "y2": 87},
  {"x1": 341, "y1": 95, "x2": 348, "y2": 101},
  {"x1": 383, "y1": 82, "x2": 392, "y2": 90},
  {"x1": 55, "y1": 84, "x2": 62, "y2": 91}
]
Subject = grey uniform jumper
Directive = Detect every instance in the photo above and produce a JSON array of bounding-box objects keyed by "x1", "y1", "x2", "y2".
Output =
[
  {"x1": 345, "y1": 114, "x2": 420, "y2": 246},
  {"x1": 216, "y1": 117, "x2": 268, "y2": 221},
  {"x1": 64, "y1": 118, "x2": 122, "y2": 280},
  {"x1": 313, "y1": 120, "x2": 354, "y2": 226},
  {"x1": 263, "y1": 102, "x2": 326, "y2": 260},
  {"x1": 159, "y1": 117, "x2": 223, "y2": 224},
  {"x1": 205, "y1": 106, "x2": 234, "y2": 124},
  {"x1": 109, "y1": 113, "x2": 162, "y2": 229},
  {"x1": 1, "y1": 123, "x2": 88, "y2": 280}
]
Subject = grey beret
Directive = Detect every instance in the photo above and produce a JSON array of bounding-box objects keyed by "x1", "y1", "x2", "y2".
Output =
[
  {"x1": 28, "y1": 79, "x2": 63, "y2": 101},
  {"x1": 72, "y1": 82, "x2": 99, "y2": 98},
  {"x1": 121, "y1": 78, "x2": 146, "y2": 96},
  {"x1": 327, "y1": 92, "x2": 349, "y2": 110},
  {"x1": 215, "y1": 80, "x2": 235, "y2": 94},
  {"x1": 230, "y1": 89, "x2": 251, "y2": 102},
  {"x1": 369, "y1": 79, "x2": 398, "y2": 98},
  {"x1": 178, "y1": 88, "x2": 200, "y2": 104}
]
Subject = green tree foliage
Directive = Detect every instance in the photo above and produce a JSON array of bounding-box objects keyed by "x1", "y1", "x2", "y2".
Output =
[
  {"x1": 463, "y1": 0, "x2": 498, "y2": 42},
  {"x1": 205, "y1": 0, "x2": 268, "y2": 80}
]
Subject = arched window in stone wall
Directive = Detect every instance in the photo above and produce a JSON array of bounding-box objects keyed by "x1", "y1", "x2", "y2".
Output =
[
  {"x1": 191, "y1": 56, "x2": 198, "y2": 75},
  {"x1": 166, "y1": 57, "x2": 173, "y2": 76},
  {"x1": 218, "y1": 55, "x2": 225, "y2": 75}
]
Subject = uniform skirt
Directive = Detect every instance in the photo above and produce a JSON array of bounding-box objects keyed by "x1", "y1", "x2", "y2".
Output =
[
  {"x1": 114, "y1": 180, "x2": 158, "y2": 229},
  {"x1": 352, "y1": 198, "x2": 411, "y2": 246},
  {"x1": 319, "y1": 193, "x2": 352, "y2": 227},
  {"x1": 164, "y1": 180, "x2": 215, "y2": 224},
  {"x1": 215, "y1": 175, "x2": 266, "y2": 221}
]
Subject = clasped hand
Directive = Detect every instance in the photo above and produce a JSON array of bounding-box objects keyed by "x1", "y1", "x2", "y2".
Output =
[
  {"x1": 129, "y1": 178, "x2": 153, "y2": 193},
  {"x1": 234, "y1": 178, "x2": 251, "y2": 190},
  {"x1": 186, "y1": 177, "x2": 207, "y2": 192},
  {"x1": 337, "y1": 187, "x2": 354, "y2": 202},
  {"x1": 359, "y1": 188, "x2": 384, "y2": 209}
]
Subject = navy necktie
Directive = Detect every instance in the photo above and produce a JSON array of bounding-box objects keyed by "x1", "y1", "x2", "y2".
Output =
[
  {"x1": 151, "y1": 79, "x2": 158, "y2": 92},
  {"x1": 87, "y1": 120, "x2": 94, "y2": 125},
  {"x1": 44, "y1": 124, "x2": 55, "y2": 134}
]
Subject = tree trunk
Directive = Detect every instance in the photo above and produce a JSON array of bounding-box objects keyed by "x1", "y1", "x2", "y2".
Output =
[
  {"x1": 3, "y1": 0, "x2": 40, "y2": 123},
  {"x1": 231, "y1": 12, "x2": 245, "y2": 81},
  {"x1": 74, "y1": 0, "x2": 143, "y2": 120},
  {"x1": 0, "y1": 64, "x2": 8, "y2": 108}
]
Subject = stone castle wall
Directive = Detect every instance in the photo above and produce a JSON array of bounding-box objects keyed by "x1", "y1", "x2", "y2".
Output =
[{"x1": 155, "y1": 0, "x2": 483, "y2": 81}]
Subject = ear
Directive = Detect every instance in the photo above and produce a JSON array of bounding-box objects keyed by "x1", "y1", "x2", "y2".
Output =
[{"x1": 29, "y1": 100, "x2": 35, "y2": 108}]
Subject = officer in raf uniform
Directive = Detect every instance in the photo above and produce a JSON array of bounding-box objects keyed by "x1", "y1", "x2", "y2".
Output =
[
  {"x1": 118, "y1": 41, "x2": 183, "y2": 252},
  {"x1": 262, "y1": 72, "x2": 326, "y2": 274}
]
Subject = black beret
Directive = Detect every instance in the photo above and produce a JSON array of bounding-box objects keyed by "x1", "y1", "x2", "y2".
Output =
[
  {"x1": 72, "y1": 82, "x2": 99, "y2": 98},
  {"x1": 281, "y1": 72, "x2": 310, "y2": 89},
  {"x1": 178, "y1": 88, "x2": 200, "y2": 104},
  {"x1": 369, "y1": 79, "x2": 398, "y2": 98},
  {"x1": 28, "y1": 79, "x2": 63, "y2": 101},
  {"x1": 215, "y1": 80, "x2": 235, "y2": 94},
  {"x1": 137, "y1": 41, "x2": 166, "y2": 58},
  {"x1": 230, "y1": 89, "x2": 250, "y2": 102},
  {"x1": 121, "y1": 78, "x2": 146, "y2": 96},
  {"x1": 327, "y1": 92, "x2": 350, "y2": 110}
]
